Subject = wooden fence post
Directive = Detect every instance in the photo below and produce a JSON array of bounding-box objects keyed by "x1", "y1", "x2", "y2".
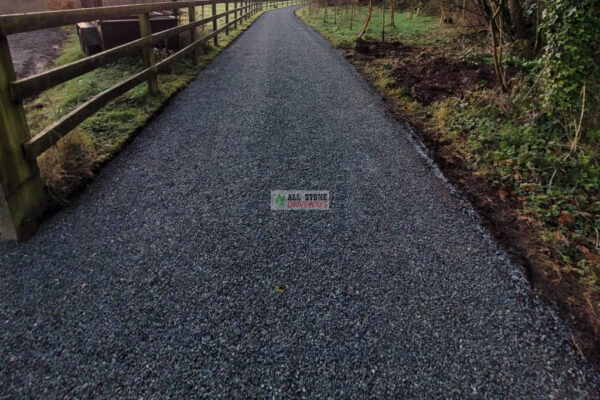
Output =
[
  {"x1": 0, "y1": 34, "x2": 47, "y2": 240},
  {"x1": 234, "y1": 0, "x2": 238, "y2": 29},
  {"x1": 139, "y1": 12, "x2": 159, "y2": 95},
  {"x1": 212, "y1": 0, "x2": 218, "y2": 45},
  {"x1": 201, "y1": 4, "x2": 205, "y2": 35},
  {"x1": 188, "y1": 6, "x2": 198, "y2": 64},
  {"x1": 225, "y1": 0, "x2": 229, "y2": 35}
]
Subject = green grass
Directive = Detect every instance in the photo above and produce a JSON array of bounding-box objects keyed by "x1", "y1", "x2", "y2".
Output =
[
  {"x1": 53, "y1": 26, "x2": 85, "y2": 66},
  {"x1": 25, "y1": 6, "x2": 279, "y2": 162},
  {"x1": 297, "y1": 6, "x2": 438, "y2": 48}
]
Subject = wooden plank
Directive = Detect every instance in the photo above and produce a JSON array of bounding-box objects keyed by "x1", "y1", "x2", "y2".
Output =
[
  {"x1": 0, "y1": 34, "x2": 46, "y2": 240},
  {"x1": 212, "y1": 0, "x2": 218, "y2": 45},
  {"x1": 139, "y1": 12, "x2": 159, "y2": 95},
  {"x1": 0, "y1": 1, "x2": 213, "y2": 35},
  {"x1": 225, "y1": 0, "x2": 229, "y2": 35},
  {"x1": 10, "y1": 20, "x2": 185, "y2": 100},
  {"x1": 188, "y1": 5, "x2": 198, "y2": 64},
  {"x1": 23, "y1": 69, "x2": 151, "y2": 160},
  {"x1": 234, "y1": 0, "x2": 237, "y2": 29},
  {"x1": 9, "y1": 6, "x2": 243, "y2": 100}
]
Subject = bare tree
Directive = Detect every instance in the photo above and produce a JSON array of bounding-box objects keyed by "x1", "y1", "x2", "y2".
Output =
[
  {"x1": 334, "y1": 0, "x2": 337, "y2": 24},
  {"x1": 507, "y1": 0, "x2": 526, "y2": 39},
  {"x1": 382, "y1": 0, "x2": 385, "y2": 41},
  {"x1": 357, "y1": 0, "x2": 374, "y2": 39},
  {"x1": 487, "y1": 0, "x2": 508, "y2": 91}
]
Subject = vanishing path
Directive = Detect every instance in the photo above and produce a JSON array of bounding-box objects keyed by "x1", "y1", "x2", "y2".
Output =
[{"x1": 1, "y1": 7, "x2": 599, "y2": 398}]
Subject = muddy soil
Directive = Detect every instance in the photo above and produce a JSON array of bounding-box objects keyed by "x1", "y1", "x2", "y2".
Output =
[
  {"x1": 8, "y1": 28, "x2": 67, "y2": 79},
  {"x1": 351, "y1": 39, "x2": 498, "y2": 105}
]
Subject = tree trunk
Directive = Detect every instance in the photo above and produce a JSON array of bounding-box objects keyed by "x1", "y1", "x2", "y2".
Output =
[
  {"x1": 389, "y1": 0, "x2": 395, "y2": 26},
  {"x1": 333, "y1": 0, "x2": 336, "y2": 24},
  {"x1": 381, "y1": 0, "x2": 385, "y2": 42},
  {"x1": 357, "y1": 0, "x2": 373, "y2": 39},
  {"x1": 488, "y1": 0, "x2": 508, "y2": 91},
  {"x1": 507, "y1": 0, "x2": 527, "y2": 39}
]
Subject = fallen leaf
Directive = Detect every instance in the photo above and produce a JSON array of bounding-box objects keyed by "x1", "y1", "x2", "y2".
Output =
[
  {"x1": 498, "y1": 189, "x2": 508, "y2": 201},
  {"x1": 577, "y1": 246, "x2": 600, "y2": 265},
  {"x1": 276, "y1": 285, "x2": 287, "y2": 293},
  {"x1": 558, "y1": 211, "x2": 575, "y2": 225},
  {"x1": 552, "y1": 231, "x2": 566, "y2": 241}
]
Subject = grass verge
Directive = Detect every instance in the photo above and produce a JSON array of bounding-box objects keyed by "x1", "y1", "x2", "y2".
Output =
[{"x1": 298, "y1": 5, "x2": 600, "y2": 367}]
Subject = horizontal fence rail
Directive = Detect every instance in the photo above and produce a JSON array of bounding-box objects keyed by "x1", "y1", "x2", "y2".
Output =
[
  {"x1": 10, "y1": 6, "x2": 251, "y2": 101},
  {"x1": 0, "y1": 2, "x2": 208, "y2": 35},
  {"x1": 0, "y1": 0, "x2": 303, "y2": 240}
]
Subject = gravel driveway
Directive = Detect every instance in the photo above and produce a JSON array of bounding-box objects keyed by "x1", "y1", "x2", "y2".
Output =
[{"x1": 1, "y1": 6, "x2": 599, "y2": 398}]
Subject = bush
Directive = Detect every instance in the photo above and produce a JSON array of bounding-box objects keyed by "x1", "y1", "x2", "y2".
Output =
[{"x1": 540, "y1": 0, "x2": 600, "y2": 123}]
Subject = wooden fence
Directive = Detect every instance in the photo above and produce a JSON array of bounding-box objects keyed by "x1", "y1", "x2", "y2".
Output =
[{"x1": 0, "y1": 0, "x2": 302, "y2": 240}]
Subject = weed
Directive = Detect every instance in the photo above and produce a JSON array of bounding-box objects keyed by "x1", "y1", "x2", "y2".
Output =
[{"x1": 37, "y1": 129, "x2": 94, "y2": 205}]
